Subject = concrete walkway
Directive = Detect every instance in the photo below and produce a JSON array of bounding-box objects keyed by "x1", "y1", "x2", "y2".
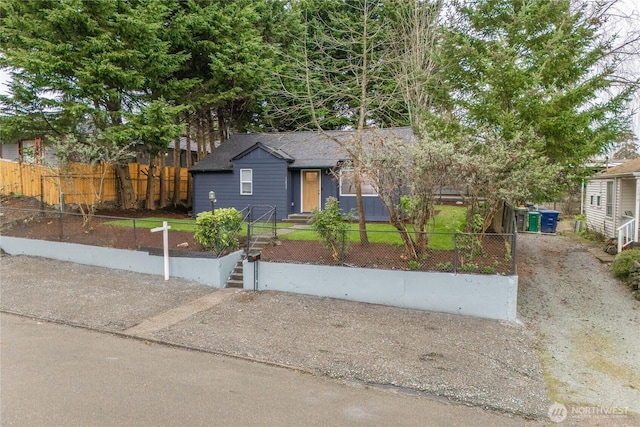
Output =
[{"x1": 123, "y1": 288, "x2": 237, "y2": 337}]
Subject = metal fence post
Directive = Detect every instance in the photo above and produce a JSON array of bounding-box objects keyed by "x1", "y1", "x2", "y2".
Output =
[
  {"x1": 133, "y1": 219, "x2": 137, "y2": 248},
  {"x1": 511, "y1": 232, "x2": 517, "y2": 275},
  {"x1": 246, "y1": 219, "x2": 252, "y2": 258},
  {"x1": 58, "y1": 192, "x2": 64, "y2": 240},
  {"x1": 273, "y1": 206, "x2": 277, "y2": 239},
  {"x1": 40, "y1": 176, "x2": 45, "y2": 216},
  {"x1": 453, "y1": 233, "x2": 459, "y2": 274},
  {"x1": 340, "y1": 229, "x2": 346, "y2": 265}
]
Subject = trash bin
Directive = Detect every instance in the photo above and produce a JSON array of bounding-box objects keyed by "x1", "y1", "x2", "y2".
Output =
[
  {"x1": 539, "y1": 210, "x2": 560, "y2": 233},
  {"x1": 516, "y1": 208, "x2": 528, "y2": 232},
  {"x1": 527, "y1": 211, "x2": 540, "y2": 232}
]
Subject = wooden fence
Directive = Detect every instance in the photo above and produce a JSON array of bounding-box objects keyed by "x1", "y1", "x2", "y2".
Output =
[{"x1": 0, "y1": 159, "x2": 190, "y2": 206}]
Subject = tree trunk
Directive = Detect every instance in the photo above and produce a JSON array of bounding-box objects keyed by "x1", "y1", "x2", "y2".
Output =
[
  {"x1": 197, "y1": 112, "x2": 206, "y2": 161},
  {"x1": 217, "y1": 107, "x2": 226, "y2": 144},
  {"x1": 352, "y1": 158, "x2": 368, "y2": 244},
  {"x1": 114, "y1": 163, "x2": 136, "y2": 209},
  {"x1": 185, "y1": 115, "x2": 192, "y2": 208},
  {"x1": 172, "y1": 136, "x2": 181, "y2": 205},
  {"x1": 159, "y1": 153, "x2": 167, "y2": 209},
  {"x1": 208, "y1": 109, "x2": 216, "y2": 153},
  {"x1": 145, "y1": 155, "x2": 156, "y2": 210}
]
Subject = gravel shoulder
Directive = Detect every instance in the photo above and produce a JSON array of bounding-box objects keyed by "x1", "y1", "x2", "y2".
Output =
[
  {"x1": 0, "y1": 254, "x2": 547, "y2": 419},
  {"x1": 517, "y1": 231, "x2": 640, "y2": 417},
  {"x1": 4, "y1": 226, "x2": 639, "y2": 423}
]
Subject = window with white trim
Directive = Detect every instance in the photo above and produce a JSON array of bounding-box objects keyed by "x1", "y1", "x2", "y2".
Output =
[
  {"x1": 606, "y1": 181, "x2": 614, "y2": 217},
  {"x1": 339, "y1": 169, "x2": 377, "y2": 196},
  {"x1": 240, "y1": 169, "x2": 253, "y2": 195},
  {"x1": 590, "y1": 195, "x2": 594, "y2": 206}
]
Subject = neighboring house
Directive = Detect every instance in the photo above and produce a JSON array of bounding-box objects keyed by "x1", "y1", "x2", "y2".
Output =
[
  {"x1": 189, "y1": 128, "x2": 416, "y2": 221},
  {"x1": 585, "y1": 157, "x2": 640, "y2": 247},
  {"x1": 136, "y1": 136, "x2": 213, "y2": 167},
  {"x1": 0, "y1": 138, "x2": 57, "y2": 165}
]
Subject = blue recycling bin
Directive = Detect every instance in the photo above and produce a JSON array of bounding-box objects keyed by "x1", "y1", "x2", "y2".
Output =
[{"x1": 539, "y1": 210, "x2": 560, "y2": 233}]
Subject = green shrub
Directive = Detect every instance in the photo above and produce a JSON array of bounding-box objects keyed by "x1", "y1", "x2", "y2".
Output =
[
  {"x1": 612, "y1": 249, "x2": 640, "y2": 279},
  {"x1": 310, "y1": 197, "x2": 353, "y2": 261},
  {"x1": 194, "y1": 208, "x2": 243, "y2": 253},
  {"x1": 408, "y1": 260, "x2": 422, "y2": 270}
]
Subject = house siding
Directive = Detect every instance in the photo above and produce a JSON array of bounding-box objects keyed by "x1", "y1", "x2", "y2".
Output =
[
  {"x1": 290, "y1": 170, "x2": 301, "y2": 214},
  {"x1": 192, "y1": 147, "x2": 290, "y2": 220},
  {"x1": 1, "y1": 143, "x2": 20, "y2": 161},
  {"x1": 339, "y1": 195, "x2": 388, "y2": 222},
  {"x1": 191, "y1": 171, "x2": 236, "y2": 215},
  {"x1": 585, "y1": 179, "x2": 614, "y2": 238}
]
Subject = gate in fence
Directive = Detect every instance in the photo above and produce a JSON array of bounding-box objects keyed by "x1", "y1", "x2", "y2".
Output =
[{"x1": 244, "y1": 205, "x2": 277, "y2": 257}]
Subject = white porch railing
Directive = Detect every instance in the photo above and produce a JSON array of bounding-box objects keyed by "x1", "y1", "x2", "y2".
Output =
[{"x1": 617, "y1": 218, "x2": 637, "y2": 253}]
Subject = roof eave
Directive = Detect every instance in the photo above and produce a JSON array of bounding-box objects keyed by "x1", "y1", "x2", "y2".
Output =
[{"x1": 588, "y1": 172, "x2": 640, "y2": 179}]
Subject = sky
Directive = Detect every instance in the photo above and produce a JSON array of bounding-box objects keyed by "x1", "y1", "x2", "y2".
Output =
[{"x1": 0, "y1": 0, "x2": 639, "y2": 140}]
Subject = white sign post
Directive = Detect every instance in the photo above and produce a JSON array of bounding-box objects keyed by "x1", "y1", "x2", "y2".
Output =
[{"x1": 151, "y1": 221, "x2": 172, "y2": 280}]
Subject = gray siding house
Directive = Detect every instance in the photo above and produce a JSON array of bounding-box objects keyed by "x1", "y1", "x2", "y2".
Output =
[{"x1": 189, "y1": 128, "x2": 415, "y2": 221}]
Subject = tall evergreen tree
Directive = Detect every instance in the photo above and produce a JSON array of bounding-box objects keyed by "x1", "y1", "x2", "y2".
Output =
[
  {"x1": 443, "y1": 0, "x2": 636, "y2": 170},
  {"x1": 0, "y1": 0, "x2": 187, "y2": 208}
]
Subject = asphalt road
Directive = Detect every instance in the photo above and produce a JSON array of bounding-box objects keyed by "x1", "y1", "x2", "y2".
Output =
[{"x1": 1, "y1": 314, "x2": 537, "y2": 427}]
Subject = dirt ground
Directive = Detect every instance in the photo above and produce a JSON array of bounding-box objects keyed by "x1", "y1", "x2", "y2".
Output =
[{"x1": 0, "y1": 197, "x2": 204, "y2": 252}]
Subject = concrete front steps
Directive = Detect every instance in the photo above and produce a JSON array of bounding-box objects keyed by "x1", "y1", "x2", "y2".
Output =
[
  {"x1": 286, "y1": 213, "x2": 312, "y2": 225},
  {"x1": 225, "y1": 218, "x2": 311, "y2": 288},
  {"x1": 225, "y1": 235, "x2": 273, "y2": 288}
]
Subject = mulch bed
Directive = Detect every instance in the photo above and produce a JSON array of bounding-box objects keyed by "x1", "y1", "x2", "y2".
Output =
[
  {"x1": 1, "y1": 207, "x2": 206, "y2": 253},
  {"x1": 1, "y1": 201, "x2": 513, "y2": 274},
  {"x1": 262, "y1": 237, "x2": 513, "y2": 274}
]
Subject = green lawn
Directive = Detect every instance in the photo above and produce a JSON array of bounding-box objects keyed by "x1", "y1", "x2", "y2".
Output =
[
  {"x1": 279, "y1": 205, "x2": 467, "y2": 250},
  {"x1": 103, "y1": 205, "x2": 467, "y2": 249}
]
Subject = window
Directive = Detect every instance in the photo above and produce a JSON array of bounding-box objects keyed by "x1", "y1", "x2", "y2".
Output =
[
  {"x1": 606, "y1": 181, "x2": 614, "y2": 217},
  {"x1": 590, "y1": 195, "x2": 594, "y2": 206},
  {"x1": 240, "y1": 169, "x2": 252, "y2": 195},
  {"x1": 597, "y1": 196, "x2": 601, "y2": 207},
  {"x1": 339, "y1": 169, "x2": 377, "y2": 196}
]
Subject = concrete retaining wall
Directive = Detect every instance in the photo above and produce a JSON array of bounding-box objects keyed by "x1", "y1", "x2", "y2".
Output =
[
  {"x1": 0, "y1": 236, "x2": 241, "y2": 288},
  {"x1": 243, "y1": 261, "x2": 518, "y2": 321}
]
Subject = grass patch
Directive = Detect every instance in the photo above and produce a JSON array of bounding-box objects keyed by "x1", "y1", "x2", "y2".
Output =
[{"x1": 279, "y1": 205, "x2": 467, "y2": 250}]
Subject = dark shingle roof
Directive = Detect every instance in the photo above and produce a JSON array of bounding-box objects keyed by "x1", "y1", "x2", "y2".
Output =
[{"x1": 189, "y1": 127, "x2": 414, "y2": 172}]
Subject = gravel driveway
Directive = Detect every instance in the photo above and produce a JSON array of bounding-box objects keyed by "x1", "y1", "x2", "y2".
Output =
[{"x1": 517, "y1": 232, "x2": 640, "y2": 416}]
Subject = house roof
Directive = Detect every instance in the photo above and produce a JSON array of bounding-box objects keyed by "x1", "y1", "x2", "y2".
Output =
[
  {"x1": 231, "y1": 142, "x2": 294, "y2": 162},
  {"x1": 595, "y1": 157, "x2": 640, "y2": 176},
  {"x1": 168, "y1": 136, "x2": 215, "y2": 153},
  {"x1": 189, "y1": 127, "x2": 414, "y2": 172}
]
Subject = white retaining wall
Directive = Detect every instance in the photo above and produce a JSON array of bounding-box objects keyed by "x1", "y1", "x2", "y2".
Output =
[
  {"x1": 243, "y1": 261, "x2": 518, "y2": 321},
  {"x1": 0, "y1": 236, "x2": 241, "y2": 288}
]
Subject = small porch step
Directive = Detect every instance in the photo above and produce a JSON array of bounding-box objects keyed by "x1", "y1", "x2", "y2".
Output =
[{"x1": 286, "y1": 213, "x2": 312, "y2": 225}]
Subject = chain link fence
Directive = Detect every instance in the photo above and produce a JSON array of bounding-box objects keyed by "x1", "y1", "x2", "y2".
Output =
[
  {"x1": 260, "y1": 226, "x2": 516, "y2": 275},
  {"x1": 0, "y1": 207, "x2": 216, "y2": 255},
  {"x1": 2, "y1": 206, "x2": 517, "y2": 275}
]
